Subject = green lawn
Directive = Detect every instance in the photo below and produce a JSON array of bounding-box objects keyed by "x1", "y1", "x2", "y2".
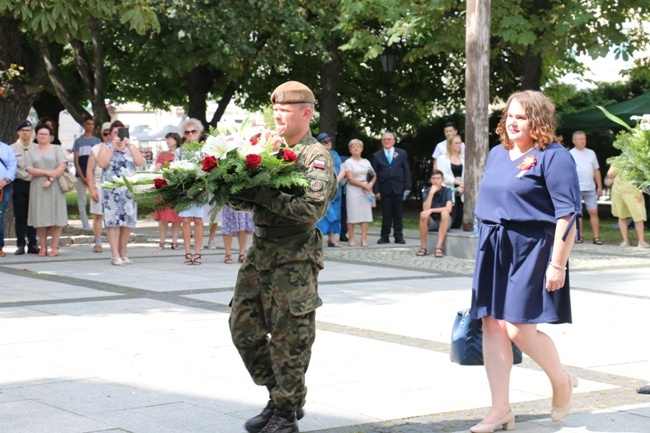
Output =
[{"x1": 65, "y1": 192, "x2": 156, "y2": 219}]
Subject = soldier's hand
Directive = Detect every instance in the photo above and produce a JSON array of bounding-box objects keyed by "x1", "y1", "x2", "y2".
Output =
[{"x1": 229, "y1": 187, "x2": 261, "y2": 202}]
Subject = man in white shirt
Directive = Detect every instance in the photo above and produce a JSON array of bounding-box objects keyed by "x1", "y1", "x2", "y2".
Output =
[
  {"x1": 432, "y1": 121, "x2": 465, "y2": 170},
  {"x1": 569, "y1": 131, "x2": 603, "y2": 244}
]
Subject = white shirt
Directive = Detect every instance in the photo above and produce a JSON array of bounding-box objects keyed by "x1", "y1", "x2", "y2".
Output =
[{"x1": 569, "y1": 147, "x2": 599, "y2": 191}]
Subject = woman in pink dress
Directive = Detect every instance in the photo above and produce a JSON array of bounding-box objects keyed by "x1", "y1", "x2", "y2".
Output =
[{"x1": 154, "y1": 132, "x2": 182, "y2": 250}]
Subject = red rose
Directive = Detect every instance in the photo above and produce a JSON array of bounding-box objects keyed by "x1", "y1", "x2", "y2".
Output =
[
  {"x1": 250, "y1": 133, "x2": 261, "y2": 145},
  {"x1": 245, "y1": 154, "x2": 262, "y2": 169},
  {"x1": 202, "y1": 156, "x2": 217, "y2": 172},
  {"x1": 154, "y1": 178, "x2": 167, "y2": 189},
  {"x1": 282, "y1": 149, "x2": 297, "y2": 162}
]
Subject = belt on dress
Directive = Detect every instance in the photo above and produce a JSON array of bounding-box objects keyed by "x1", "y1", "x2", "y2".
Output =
[{"x1": 254, "y1": 222, "x2": 315, "y2": 239}]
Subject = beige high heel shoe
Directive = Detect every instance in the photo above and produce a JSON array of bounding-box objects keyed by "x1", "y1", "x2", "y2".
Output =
[
  {"x1": 551, "y1": 371, "x2": 578, "y2": 422},
  {"x1": 469, "y1": 410, "x2": 515, "y2": 433}
]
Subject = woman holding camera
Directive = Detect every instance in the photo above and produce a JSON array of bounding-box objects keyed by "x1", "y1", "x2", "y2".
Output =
[{"x1": 97, "y1": 120, "x2": 145, "y2": 266}]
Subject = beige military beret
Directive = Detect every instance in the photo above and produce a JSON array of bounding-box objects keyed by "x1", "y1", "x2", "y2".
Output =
[{"x1": 270, "y1": 81, "x2": 315, "y2": 104}]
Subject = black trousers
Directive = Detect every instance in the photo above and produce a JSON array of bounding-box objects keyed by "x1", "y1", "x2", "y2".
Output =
[
  {"x1": 340, "y1": 191, "x2": 348, "y2": 236},
  {"x1": 451, "y1": 194, "x2": 464, "y2": 229},
  {"x1": 380, "y1": 192, "x2": 404, "y2": 239},
  {"x1": 12, "y1": 179, "x2": 37, "y2": 248}
]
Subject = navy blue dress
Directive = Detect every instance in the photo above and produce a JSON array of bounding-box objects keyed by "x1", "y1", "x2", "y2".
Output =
[{"x1": 470, "y1": 143, "x2": 581, "y2": 324}]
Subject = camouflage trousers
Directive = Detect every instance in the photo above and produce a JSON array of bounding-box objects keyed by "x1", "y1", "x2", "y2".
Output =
[{"x1": 229, "y1": 258, "x2": 322, "y2": 411}]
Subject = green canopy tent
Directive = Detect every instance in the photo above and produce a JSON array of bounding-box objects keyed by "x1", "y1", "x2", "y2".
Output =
[{"x1": 560, "y1": 91, "x2": 650, "y2": 131}]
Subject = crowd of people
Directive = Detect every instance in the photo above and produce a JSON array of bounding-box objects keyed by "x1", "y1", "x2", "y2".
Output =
[
  {"x1": 0, "y1": 117, "x2": 258, "y2": 265},
  {"x1": 2, "y1": 110, "x2": 648, "y2": 263}
]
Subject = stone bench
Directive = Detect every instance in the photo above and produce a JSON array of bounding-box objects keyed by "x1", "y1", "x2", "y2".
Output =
[{"x1": 426, "y1": 228, "x2": 478, "y2": 259}]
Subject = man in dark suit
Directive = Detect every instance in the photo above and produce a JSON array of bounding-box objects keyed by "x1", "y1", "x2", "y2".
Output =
[{"x1": 372, "y1": 131, "x2": 411, "y2": 244}]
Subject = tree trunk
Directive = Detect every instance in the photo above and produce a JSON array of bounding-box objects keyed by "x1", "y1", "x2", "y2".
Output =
[
  {"x1": 0, "y1": 17, "x2": 47, "y2": 144},
  {"x1": 32, "y1": 91, "x2": 65, "y2": 124},
  {"x1": 520, "y1": 0, "x2": 549, "y2": 91},
  {"x1": 521, "y1": 49, "x2": 543, "y2": 90},
  {"x1": 187, "y1": 66, "x2": 214, "y2": 127},
  {"x1": 209, "y1": 81, "x2": 237, "y2": 127},
  {"x1": 0, "y1": 17, "x2": 47, "y2": 238},
  {"x1": 464, "y1": 0, "x2": 491, "y2": 231},
  {"x1": 319, "y1": 39, "x2": 342, "y2": 138},
  {"x1": 88, "y1": 17, "x2": 110, "y2": 125},
  {"x1": 38, "y1": 37, "x2": 89, "y2": 122}
]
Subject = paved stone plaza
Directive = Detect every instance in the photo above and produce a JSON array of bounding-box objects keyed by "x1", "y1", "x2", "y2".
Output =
[{"x1": 1, "y1": 221, "x2": 649, "y2": 433}]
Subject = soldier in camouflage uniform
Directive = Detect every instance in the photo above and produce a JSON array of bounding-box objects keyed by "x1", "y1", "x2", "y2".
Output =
[{"x1": 228, "y1": 81, "x2": 337, "y2": 433}]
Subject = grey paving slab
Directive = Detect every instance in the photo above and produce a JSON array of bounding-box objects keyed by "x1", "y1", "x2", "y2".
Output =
[
  {"x1": 0, "y1": 399, "x2": 113, "y2": 433},
  {"x1": 3, "y1": 378, "x2": 182, "y2": 415},
  {"x1": 1, "y1": 227, "x2": 650, "y2": 433},
  {"x1": 87, "y1": 401, "x2": 245, "y2": 433}
]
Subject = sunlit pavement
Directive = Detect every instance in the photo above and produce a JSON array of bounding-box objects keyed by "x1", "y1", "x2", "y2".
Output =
[{"x1": 1, "y1": 220, "x2": 649, "y2": 433}]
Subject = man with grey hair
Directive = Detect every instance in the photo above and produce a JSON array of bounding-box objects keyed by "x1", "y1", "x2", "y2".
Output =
[
  {"x1": 372, "y1": 131, "x2": 411, "y2": 244},
  {"x1": 569, "y1": 130, "x2": 603, "y2": 244}
]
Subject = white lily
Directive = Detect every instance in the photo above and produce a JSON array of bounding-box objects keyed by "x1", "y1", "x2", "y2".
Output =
[
  {"x1": 169, "y1": 159, "x2": 201, "y2": 171},
  {"x1": 237, "y1": 139, "x2": 265, "y2": 158},
  {"x1": 202, "y1": 135, "x2": 240, "y2": 159}
]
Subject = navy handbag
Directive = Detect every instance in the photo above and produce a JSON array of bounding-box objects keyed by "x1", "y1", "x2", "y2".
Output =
[{"x1": 450, "y1": 309, "x2": 523, "y2": 365}]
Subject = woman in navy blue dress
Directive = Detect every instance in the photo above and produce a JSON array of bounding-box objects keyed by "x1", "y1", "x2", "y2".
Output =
[{"x1": 469, "y1": 91, "x2": 582, "y2": 433}]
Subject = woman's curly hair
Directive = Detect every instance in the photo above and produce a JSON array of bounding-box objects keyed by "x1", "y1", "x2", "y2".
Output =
[{"x1": 496, "y1": 90, "x2": 561, "y2": 150}]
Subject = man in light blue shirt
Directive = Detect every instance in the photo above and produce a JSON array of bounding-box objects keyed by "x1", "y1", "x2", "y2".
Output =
[{"x1": 0, "y1": 140, "x2": 18, "y2": 256}]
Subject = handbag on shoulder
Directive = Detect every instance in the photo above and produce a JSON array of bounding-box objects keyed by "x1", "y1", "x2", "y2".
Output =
[
  {"x1": 57, "y1": 167, "x2": 77, "y2": 194},
  {"x1": 366, "y1": 168, "x2": 375, "y2": 183},
  {"x1": 450, "y1": 309, "x2": 523, "y2": 366}
]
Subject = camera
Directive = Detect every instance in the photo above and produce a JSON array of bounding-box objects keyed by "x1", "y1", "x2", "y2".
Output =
[{"x1": 118, "y1": 127, "x2": 130, "y2": 140}]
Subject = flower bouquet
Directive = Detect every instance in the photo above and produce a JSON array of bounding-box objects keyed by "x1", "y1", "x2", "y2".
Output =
[
  {"x1": 598, "y1": 107, "x2": 650, "y2": 194},
  {"x1": 117, "y1": 119, "x2": 309, "y2": 212}
]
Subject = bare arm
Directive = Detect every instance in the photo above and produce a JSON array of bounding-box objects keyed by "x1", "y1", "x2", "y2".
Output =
[
  {"x1": 546, "y1": 215, "x2": 576, "y2": 292},
  {"x1": 74, "y1": 151, "x2": 86, "y2": 183},
  {"x1": 86, "y1": 152, "x2": 100, "y2": 202},
  {"x1": 594, "y1": 168, "x2": 603, "y2": 197},
  {"x1": 127, "y1": 139, "x2": 146, "y2": 167},
  {"x1": 96, "y1": 143, "x2": 113, "y2": 169}
]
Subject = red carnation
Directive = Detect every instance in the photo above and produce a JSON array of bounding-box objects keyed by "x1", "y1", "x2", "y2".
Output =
[
  {"x1": 515, "y1": 155, "x2": 537, "y2": 178},
  {"x1": 282, "y1": 149, "x2": 297, "y2": 162},
  {"x1": 202, "y1": 156, "x2": 218, "y2": 172},
  {"x1": 516, "y1": 155, "x2": 537, "y2": 171},
  {"x1": 245, "y1": 154, "x2": 262, "y2": 169},
  {"x1": 154, "y1": 178, "x2": 167, "y2": 189}
]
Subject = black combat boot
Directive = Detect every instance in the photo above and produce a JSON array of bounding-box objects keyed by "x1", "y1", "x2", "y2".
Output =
[
  {"x1": 245, "y1": 400, "x2": 304, "y2": 433},
  {"x1": 259, "y1": 409, "x2": 299, "y2": 433}
]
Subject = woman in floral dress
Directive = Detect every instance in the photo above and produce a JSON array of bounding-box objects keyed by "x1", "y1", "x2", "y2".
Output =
[
  {"x1": 97, "y1": 121, "x2": 145, "y2": 266},
  {"x1": 221, "y1": 206, "x2": 253, "y2": 264}
]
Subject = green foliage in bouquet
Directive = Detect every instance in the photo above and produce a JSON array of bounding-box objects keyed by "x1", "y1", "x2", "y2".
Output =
[
  {"x1": 123, "y1": 120, "x2": 310, "y2": 214},
  {"x1": 599, "y1": 106, "x2": 650, "y2": 192}
]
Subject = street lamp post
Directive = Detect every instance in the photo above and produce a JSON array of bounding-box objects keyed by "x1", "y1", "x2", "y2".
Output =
[{"x1": 381, "y1": 47, "x2": 397, "y2": 131}]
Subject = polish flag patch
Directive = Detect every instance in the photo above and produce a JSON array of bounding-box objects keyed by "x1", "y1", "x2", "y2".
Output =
[{"x1": 314, "y1": 159, "x2": 326, "y2": 169}]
